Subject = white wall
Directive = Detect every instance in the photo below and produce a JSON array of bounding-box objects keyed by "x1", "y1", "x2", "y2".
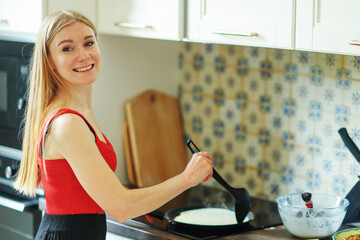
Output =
[{"x1": 92, "y1": 34, "x2": 179, "y2": 184}]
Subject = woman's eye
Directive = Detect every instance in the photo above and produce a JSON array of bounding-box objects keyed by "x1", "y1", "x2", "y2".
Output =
[
  {"x1": 85, "y1": 41, "x2": 94, "y2": 47},
  {"x1": 62, "y1": 47, "x2": 72, "y2": 52}
]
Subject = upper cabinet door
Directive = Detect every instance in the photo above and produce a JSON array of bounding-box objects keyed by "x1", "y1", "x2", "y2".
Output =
[
  {"x1": 46, "y1": 0, "x2": 97, "y2": 25},
  {"x1": 186, "y1": 0, "x2": 295, "y2": 49},
  {"x1": 0, "y1": 0, "x2": 43, "y2": 41},
  {"x1": 98, "y1": 0, "x2": 184, "y2": 41},
  {"x1": 296, "y1": 0, "x2": 360, "y2": 56}
]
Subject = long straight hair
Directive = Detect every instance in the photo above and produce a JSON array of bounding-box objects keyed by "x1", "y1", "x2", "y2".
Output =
[{"x1": 14, "y1": 10, "x2": 98, "y2": 197}]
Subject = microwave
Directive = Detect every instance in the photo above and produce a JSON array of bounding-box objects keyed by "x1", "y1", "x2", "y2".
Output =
[{"x1": 0, "y1": 40, "x2": 33, "y2": 151}]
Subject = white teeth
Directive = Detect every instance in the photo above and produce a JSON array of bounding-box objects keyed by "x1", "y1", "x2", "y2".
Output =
[{"x1": 74, "y1": 64, "x2": 93, "y2": 72}]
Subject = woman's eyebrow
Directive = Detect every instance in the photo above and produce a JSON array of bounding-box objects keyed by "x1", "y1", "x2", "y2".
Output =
[
  {"x1": 57, "y1": 35, "x2": 95, "y2": 47},
  {"x1": 57, "y1": 39, "x2": 73, "y2": 47},
  {"x1": 84, "y1": 35, "x2": 94, "y2": 40}
]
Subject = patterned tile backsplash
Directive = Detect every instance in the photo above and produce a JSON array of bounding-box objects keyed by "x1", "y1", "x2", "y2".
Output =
[{"x1": 178, "y1": 42, "x2": 360, "y2": 201}]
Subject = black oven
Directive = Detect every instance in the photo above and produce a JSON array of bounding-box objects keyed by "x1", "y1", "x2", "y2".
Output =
[
  {"x1": 0, "y1": 40, "x2": 33, "y2": 150},
  {"x1": 0, "y1": 40, "x2": 42, "y2": 240}
]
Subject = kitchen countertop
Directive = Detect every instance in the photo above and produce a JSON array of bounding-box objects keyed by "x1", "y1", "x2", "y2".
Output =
[
  {"x1": 41, "y1": 197, "x2": 294, "y2": 239},
  {"x1": 39, "y1": 199, "x2": 298, "y2": 239},
  {"x1": 40, "y1": 197, "x2": 355, "y2": 239},
  {"x1": 106, "y1": 215, "x2": 331, "y2": 240}
]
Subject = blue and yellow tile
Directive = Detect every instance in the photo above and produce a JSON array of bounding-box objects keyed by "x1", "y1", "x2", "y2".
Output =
[{"x1": 179, "y1": 42, "x2": 360, "y2": 200}]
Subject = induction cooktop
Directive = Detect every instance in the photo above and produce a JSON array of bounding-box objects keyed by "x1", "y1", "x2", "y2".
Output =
[{"x1": 132, "y1": 184, "x2": 282, "y2": 239}]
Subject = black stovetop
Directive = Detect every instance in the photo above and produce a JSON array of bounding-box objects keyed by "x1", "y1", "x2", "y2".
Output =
[{"x1": 132, "y1": 184, "x2": 282, "y2": 239}]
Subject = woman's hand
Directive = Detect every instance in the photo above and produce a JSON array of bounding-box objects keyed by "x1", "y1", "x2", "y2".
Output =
[{"x1": 182, "y1": 152, "x2": 213, "y2": 187}]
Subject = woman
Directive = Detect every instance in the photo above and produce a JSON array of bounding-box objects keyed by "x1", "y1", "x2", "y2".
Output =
[{"x1": 14, "y1": 10, "x2": 213, "y2": 240}]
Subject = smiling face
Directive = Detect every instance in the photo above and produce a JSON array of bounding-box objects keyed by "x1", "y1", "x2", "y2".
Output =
[{"x1": 48, "y1": 21, "x2": 100, "y2": 87}]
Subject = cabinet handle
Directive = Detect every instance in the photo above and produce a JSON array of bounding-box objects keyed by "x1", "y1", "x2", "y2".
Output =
[
  {"x1": 349, "y1": 40, "x2": 360, "y2": 46},
  {"x1": 213, "y1": 31, "x2": 258, "y2": 37},
  {"x1": 0, "y1": 195, "x2": 38, "y2": 212},
  {"x1": 114, "y1": 22, "x2": 153, "y2": 30},
  {"x1": 0, "y1": 19, "x2": 9, "y2": 25}
]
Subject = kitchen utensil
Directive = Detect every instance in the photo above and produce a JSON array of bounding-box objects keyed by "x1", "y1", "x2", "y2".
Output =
[
  {"x1": 338, "y1": 127, "x2": 360, "y2": 223},
  {"x1": 186, "y1": 139, "x2": 252, "y2": 224},
  {"x1": 301, "y1": 192, "x2": 313, "y2": 208},
  {"x1": 147, "y1": 205, "x2": 254, "y2": 231},
  {"x1": 297, "y1": 192, "x2": 315, "y2": 218},
  {"x1": 123, "y1": 122, "x2": 136, "y2": 186},
  {"x1": 276, "y1": 193, "x2": 349, "y2": 239},
  {"x1": 125, "y1": 90, "x2": 187, "y2": 187}
]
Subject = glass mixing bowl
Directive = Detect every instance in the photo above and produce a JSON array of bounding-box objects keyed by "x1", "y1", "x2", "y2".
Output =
[{"x1": 276, "y1": 193, "x2": 349, "y2": 238}]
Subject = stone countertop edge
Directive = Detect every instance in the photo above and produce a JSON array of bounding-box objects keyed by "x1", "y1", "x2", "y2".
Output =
[{"x1": 106, "y1": 215, "x2": 188, "y2": 240}]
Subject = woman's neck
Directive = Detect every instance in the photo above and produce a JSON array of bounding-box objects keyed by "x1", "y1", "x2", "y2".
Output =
[{"x1": 52, "y1": 84, "x2": 93, "y2": 112}]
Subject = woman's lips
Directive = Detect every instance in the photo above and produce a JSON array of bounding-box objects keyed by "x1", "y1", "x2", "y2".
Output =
[{"x1": 73, "y1": 64, "x2": 94, "y2": 72}]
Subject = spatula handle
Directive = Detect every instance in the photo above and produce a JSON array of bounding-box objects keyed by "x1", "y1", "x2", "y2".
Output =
[
  {"x1": 211, "y1": 169, "x2": 233, "y2": 190},
  {"x1": 338, "y1": 128, "x2": 360, "y2": 163},
  {"x1": 186, "y1": 139, "x2": 233, "y2": 191},
  {"x1": 186, "y1": 139, "x2": 201, "y2": 153}
]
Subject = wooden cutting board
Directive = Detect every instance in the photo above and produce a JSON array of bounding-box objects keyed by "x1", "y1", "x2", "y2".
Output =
[
  {"x1": 125, "y1": 90, "x2": 187, "y2": 187},
  {"x1": 123, "y1": 122, "x2": 137, "y2": 186}
]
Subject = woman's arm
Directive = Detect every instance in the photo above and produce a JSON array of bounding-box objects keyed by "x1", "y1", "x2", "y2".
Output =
[{"x1": 48, "y1": 114, "x2": 213, "y2": 222}]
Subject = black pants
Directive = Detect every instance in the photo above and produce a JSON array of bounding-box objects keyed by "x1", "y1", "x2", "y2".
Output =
[{"x1": 35, "y1": 213, "x2": 106, "y2": 240}]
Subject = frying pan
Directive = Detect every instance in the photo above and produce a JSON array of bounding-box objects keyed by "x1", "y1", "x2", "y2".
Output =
[{"x1": 147, "y1": 205, "x2": 254, "y2": 231}]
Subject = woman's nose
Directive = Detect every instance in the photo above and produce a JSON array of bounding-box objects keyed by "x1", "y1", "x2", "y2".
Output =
[{"x1": 76, "y1": 47, "x2": 90, "y2": 61}]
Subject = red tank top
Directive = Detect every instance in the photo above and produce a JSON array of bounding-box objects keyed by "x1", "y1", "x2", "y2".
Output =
[{"x1": 37, "y1": 109, "x2": 117, "y2": 214}]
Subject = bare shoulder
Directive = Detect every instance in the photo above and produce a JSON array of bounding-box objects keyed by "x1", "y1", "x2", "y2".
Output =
[
  {"x1": 49, "y1": 113, "x2": 94, "y2": 145},
  {"x1": 51, "y1": 113, "x2": 85, "y2": 133}
]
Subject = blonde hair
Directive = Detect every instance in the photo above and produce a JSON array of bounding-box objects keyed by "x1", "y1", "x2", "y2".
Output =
[{"x1": 14, "y1": 10, "x2": 98, "y2": 197}]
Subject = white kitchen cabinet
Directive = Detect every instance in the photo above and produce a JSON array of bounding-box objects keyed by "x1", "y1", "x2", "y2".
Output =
[
  {"x1": 46, "y1": 0, "x2": 97, "y2": 25},
  {"x1": 186, "y1": 0, "x2": 295, "y2": 49},
  {"x1": 0, "y1": 0, "x2": 43, "y2": 42},
  {"x1": 296, "y1": 0, "x2": 360, "y2": 56},
  {"x1": 97, "y1": 0, "x2": 184, "y2": 41}
]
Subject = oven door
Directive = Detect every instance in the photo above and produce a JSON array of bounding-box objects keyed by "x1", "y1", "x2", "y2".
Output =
[
  {"x1": 0, "y1": 56, "x2": 28, "y2": 150},
  {"x1": 0, "y1": 183, "x2": 41, "y2": 240},
  {"x1": 0, "y1": 147, "x2": 42, "y2": 239}
]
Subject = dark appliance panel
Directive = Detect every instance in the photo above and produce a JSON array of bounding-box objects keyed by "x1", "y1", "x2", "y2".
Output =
[
  {"x1": 0, "y1": 40, "x2": 32, "y2": 150},
  {"x1": 131, "y1": 185, "x2": 282, "y2": 239},
  {"x1": 0, "y1": 40, "x2": 40, "y2": 240}
]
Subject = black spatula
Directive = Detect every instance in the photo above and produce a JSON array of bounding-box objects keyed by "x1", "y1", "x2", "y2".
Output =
[
  {"x1": 338, "y1": 128, "x2": 360, "y2": 223},
  {"x1": 186, "y1": 139, "x2": 252, "y2": 224}
]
